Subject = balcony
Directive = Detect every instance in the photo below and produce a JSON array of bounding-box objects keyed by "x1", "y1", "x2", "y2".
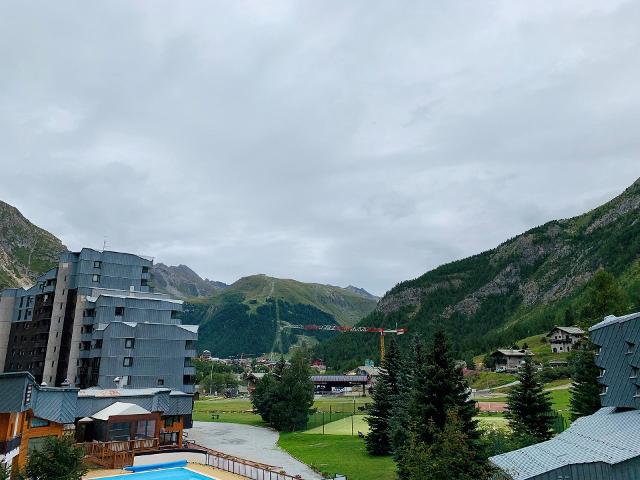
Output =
[
  {"x1": 0, "y1": 435, "x2": 21, "y2": 454},
  {"x1": 549, "y1": 339, "x2": 572, "y2": 345},
  {"x1": 79, "y1": 438, "x2": 159, "y2": 469}
]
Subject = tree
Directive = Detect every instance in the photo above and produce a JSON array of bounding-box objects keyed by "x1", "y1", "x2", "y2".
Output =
[
  {"x1": 252, "y1": 351, "x2": 314, "y2": 432},
  {"x1": 21, "y1": 434, "x2": 87, "y2": 480},
  {"x1": 581, "y1": 269, "x2": 629, "y2": 326},
  {"x1": 400, "y1": 411, "x2": 494, "y2": 480},
  {"x1": 409, "y1": 331, "x2": 478, "y2": 444},
  {"x1": 506, "y1": 356, "x2": 553, "y2": 441},
  {"x1": 365, "y1": 337, "x2": 405, "y2": 455},
  {"x1": 569, "y1": 340, "x2": 601, "y2": 420}
]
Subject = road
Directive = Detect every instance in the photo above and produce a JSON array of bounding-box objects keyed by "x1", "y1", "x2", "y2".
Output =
[{"x1": 187, "y1": 422, "x2": 323, "y2": 480}]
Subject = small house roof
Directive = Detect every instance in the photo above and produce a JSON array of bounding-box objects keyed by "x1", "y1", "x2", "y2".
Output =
[
  {"x1": 546, "y1": 326, "x2": 585, "y2": 336},
  {"x1": 491, "y1": 349, "x2": 534, "y2": 357},
  {"x1": 91, "y1": 401, "x2": 151, "y2": 421}
]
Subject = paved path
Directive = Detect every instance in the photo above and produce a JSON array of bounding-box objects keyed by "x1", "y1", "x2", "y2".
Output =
[{"x1": 187, "y1": 422, "x2": 323, "y2": 480}]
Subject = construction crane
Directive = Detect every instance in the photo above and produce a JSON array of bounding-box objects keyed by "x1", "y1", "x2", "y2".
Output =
[{"x1": 284, "y1": 324, "x2": 408, "y2": 361}]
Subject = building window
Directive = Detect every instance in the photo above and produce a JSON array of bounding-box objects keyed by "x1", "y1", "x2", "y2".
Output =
[
  {"x1": 171, "y1": 310, "x2": 181, "y2": 320},
  {"x1": 627, "y1": 341, "x2": 635, "y2": 355},
  {"x1": 598, "y1": 368, "x2": 606, "y2": 378},
  {"x1": 30, "y1": 417, "x2": 50, "y2": 428},
  {"x1": 93, "y1": 261, "x2": 102, "y2": 269},
  {"x1": 600, "y1": 385, "x2": 608, "y2": 396},
  {"x1": 94, "y1": 339, "x2": 103, "y2": 349},
  {"x1": 92, "y1": 274, "x2": 101, "y2": 283},
  {"x1": 115, "y1": 307, "x2": 125, "y2": 317},
  {"x1": 141, "y1": 279, "x2": 148, "y2": 287},
  {"x1": 123, "y1": 357, "x2": 133, "y2": 367},
  {"x1": 157, "y1": 378, "x2": 164, "y2": 386},
  {"x1": 185, "y1": 340, "x2": 194, "y2": 350},
  {"x1": 184, "y1": 357, "x2": 193, "y2": 367},
  {"x1": 142, "y1": 266, "x2": 149, "y2": 274},
  {"x1": 125, "y1": 338, "x2": 135, "y2": 349},
  {"x1": 631, "y1": 367, "x2": 639, "y2": 379}
]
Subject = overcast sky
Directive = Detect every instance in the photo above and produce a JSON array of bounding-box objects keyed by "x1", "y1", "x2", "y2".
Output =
[{"x1": 1, "y1": 1, "x2": 639, "y2": 296}]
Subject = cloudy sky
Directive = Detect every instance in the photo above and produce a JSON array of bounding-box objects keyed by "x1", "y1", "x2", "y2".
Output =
[{"x1": 1, "y1": 1, "x2": 639, "y2": 296}]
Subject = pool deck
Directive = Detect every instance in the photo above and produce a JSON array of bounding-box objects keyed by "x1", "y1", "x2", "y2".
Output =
[{"x1": 84, "y1": 463, "x2": 246, "y2": 480}]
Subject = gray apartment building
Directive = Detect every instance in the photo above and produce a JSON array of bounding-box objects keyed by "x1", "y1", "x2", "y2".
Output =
[
  {"x1": 0, "y1": 248, "x2": 198, "y2": 393},
  {"x1": 490, "y1": 311, "x2": 640, "y2": 480}
]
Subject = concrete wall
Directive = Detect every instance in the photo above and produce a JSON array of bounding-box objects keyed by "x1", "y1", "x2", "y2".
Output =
[{"x1": 0, "y1": 294, "x2": 16, "y2": 372}]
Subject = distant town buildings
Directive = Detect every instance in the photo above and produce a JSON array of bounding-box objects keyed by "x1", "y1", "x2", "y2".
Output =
[
  {"x1": 546, "y1": 325, "x2": 585, "y2": 353},
  {"x1": 0, "y1": 249, "x2": 198, "y2": 393},
  {"x1": 490, "y1": 312, "x2": 640, "y2": 479}
]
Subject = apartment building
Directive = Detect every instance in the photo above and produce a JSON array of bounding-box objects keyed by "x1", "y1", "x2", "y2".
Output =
[{"x1": 0, "y1": 249, "x2": 197, "y2": 393}]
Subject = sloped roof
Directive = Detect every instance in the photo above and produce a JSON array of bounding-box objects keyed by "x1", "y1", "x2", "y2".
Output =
[
  {"x1": 590, "y1": 312, "x2": 640, "y2": 332},
  {"x1": 91, "y1": 401, "x2": 151, "y2": 420},
  {"x1": 492, "y1": 349, "x2": 534, "y2": 357},
  {"x1": 311, "y1": 375, "x2": 368, "y2": 383},
  {"x1": 547, "y1": 326, "x2": 585, "y2": 336},
  {"x1": 490, "y1": 407, "x2": 640, "y2": 480}
]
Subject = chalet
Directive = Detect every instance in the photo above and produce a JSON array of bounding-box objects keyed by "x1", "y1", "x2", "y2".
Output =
[
  {"x1": 311, "y1": 375, "x2": 368, "y2": 396},
  {"x1": 490, "y1": 349, "x2": 534, "y2": 372},
  {"x1": 546, "y1": 326, "x2": 585, "y2": 353},
  {"x1": 245, "y1": 372, "x2": 266, "y2": 394},
  {"x1": 0, "y1": 372, "x2": 77, "y2": 472}
]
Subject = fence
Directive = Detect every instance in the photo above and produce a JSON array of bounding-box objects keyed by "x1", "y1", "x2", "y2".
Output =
[
  {"x1": 185, "y1": 441, "x2": 311, "y2": 480},
  {"x1": 305, "y1": 401, "x2": 370, "y2": 436}
]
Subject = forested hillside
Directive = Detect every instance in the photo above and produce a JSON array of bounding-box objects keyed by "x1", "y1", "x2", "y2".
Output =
[
  {"x1": 316, "y1": 178, "x2": 640, "y2": 370},
  {"x1": 0, "y1": 201, "x2": 66, "y2": 289},
  {"x1": 183, "y1": 274, "x2": 379, "y2": 357}
]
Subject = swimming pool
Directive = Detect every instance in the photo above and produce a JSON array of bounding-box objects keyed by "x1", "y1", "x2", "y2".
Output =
[{"x1": 97, "y1": 467, "x2": 215, "y2": 480}]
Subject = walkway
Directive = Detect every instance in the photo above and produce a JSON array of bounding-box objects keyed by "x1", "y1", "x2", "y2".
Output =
[{"x1": 187, "y1": 422, "x2": 323, "y2": 480}]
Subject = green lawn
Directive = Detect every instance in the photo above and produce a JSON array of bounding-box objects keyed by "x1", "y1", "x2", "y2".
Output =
[
  {"x1": 467, "y1": 371, "x2": 518, "y2": 390},
  {"x1": 549, "y1": 388, "x2": 571, "y2": 412},
  {"x1": 193, "y1": 398, "x2": 265, "y2": 426},
  {"x1": 304, "y1": 415, "x2": 369, "y2": 435},
  {"x1": 279, "y1": 433, "x2": 396, "y2": 480}
]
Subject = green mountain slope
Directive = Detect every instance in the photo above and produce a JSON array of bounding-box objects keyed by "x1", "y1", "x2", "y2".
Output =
[
  {"x1": 0, "y1": 201, "x2": 66, "y2": 289},
  {"x1": 316, "y1": 178, "x2": 640, "y2": 369},
  {"x1": 183, "y1": 274, "x2": 379, "y2": 357}
]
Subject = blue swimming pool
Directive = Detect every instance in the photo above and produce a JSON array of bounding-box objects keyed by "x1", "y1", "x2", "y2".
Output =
[{"x1": 99, "y1": 467, "x2": 215, "y2": 480}]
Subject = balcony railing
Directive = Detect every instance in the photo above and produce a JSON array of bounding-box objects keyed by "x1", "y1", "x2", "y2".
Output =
[
  {"x1": 550, "y1": 339, "x2": 572, "y2": 344},
  {"x1": 79, "y1": 438, "x2": 159, "y2": 469},
  {"x1": 0, "y1": 436, "x2": 21, "y2": 454}
]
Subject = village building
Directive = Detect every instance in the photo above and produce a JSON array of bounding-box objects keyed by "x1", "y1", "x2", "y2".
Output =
[
  {"x1": 0, "y1": 372, "x2": 77, "y2": 472},
  {"x1": 546, "y1": 326, "x2": 585, "y2": 353},
  {"x1": 490, "y1": 349, "x2": 534, "y2": 372},
  {"x1": 490, "y1": 312, "x2": 640, "y2": 479},
  {"x1": 311, "y1": 375, "x2": 368, "y2": 396}
]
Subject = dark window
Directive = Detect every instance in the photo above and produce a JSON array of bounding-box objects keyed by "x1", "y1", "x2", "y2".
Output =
[
  {"x1": 142, "y1": 266, "x2": 149, "y2": 274},
  {"x1": 183, "y1": 375, "x2": 195, "y2": 385},
  {"x1": 123, "y1": 357, "x2": 133, "y2": 367},
  {"x1": 185, "y1": 340, "x2": 194, "y2": 350},
  {"x1": 92, "y1": 274, "x2": 100, "y2": 283},
  {"x1": 141, "y1": 279, "x2": 148, "y2": 287},
  {"x1": 157, "y1": 378, "x2": 164, "y2": 386},
  {"x1": 171, "y1": 310, "x2": 182, "y2": 320},
  {"x1": 125, "y1": 338, "x2": 135, "y2": 349},
  {"x1": 93, "y1": 261, "x2": 102, "y2": 269},
  {"x1": 115, "y1": 307, "x2": 125, "y2": 317},
  {"x1": 94, "y1": 339, "x2": 103, "y2": 349},
  {"x1": 184, "y1": 357, "x2": 193, "y2": 367}
]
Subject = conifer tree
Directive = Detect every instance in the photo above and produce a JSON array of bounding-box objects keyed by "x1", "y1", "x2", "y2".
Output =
[
  {"x1": 365, "y1": 337, "x2": 405, "y2": 455},
  {"x1": 506, "y1": 356, "x2": 553, "y2": 441},
  {"x1": 569, "y1": 342, "x2": 601, "y2": 420}
]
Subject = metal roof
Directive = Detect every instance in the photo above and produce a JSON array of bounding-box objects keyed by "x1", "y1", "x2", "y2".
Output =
[
  {"x1": 490, "y1": 407, "x2": 640, "y2": 480},
  {"x1": 492, "y1": 349, "x2": 534, "y2": 357},
  {"x1": 590, "y1": 312, "x2": 640, "y2": 332}
]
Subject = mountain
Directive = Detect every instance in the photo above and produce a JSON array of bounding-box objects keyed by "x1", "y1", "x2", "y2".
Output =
[
  {"x1": 151, "y1": 263, "x2": 227, "y2": 299},
  {"x1": 343, "y1": 285, "x2": 380, "y2": 301},
  {"x1": 0, "y1": 201, "x2": 66, "y2": 289},
  {"x1": 316, "y1": 178, "x2": 640, "y2": 369},
  {"x1": 183, "y1": 274, "x2": 379, "y2": 357}
]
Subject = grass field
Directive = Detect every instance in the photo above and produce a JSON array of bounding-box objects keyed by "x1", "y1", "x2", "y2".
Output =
[
  {"x1": 305, "y1": 415, "x2": 369, "y2": 435},
  {"x1": 279, "y1": 433, "x2": 396, "y2": 480},
  {"x1": 467, "y1": 371, "x2": 518, "y2": 390}
]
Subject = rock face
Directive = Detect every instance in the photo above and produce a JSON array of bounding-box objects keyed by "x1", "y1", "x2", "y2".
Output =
[
  {"x1": 343, "y1": 285, "x2": 380, "y2": 301},
  {"x1": 151, "y1": 263, "x2": 227, "y2": 299},
  {"x1": 317, "y1": 178, "x2": 640, "y2": 366},
  {"x1": 0, "y1": 201, "x2": 66, "y2": 289}
]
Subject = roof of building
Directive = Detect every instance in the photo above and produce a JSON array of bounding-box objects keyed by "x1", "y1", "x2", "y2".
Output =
[
  {"x1": 490, "y1": 407, "x2": 640, "y2": 480},
  {"x1": 79, "y1": 387, "x2": 190, "y2": 398},
  {"x1": 311, "y1": 375, "x2": 369, "y2": 383},
  {"x1": 547, "y1": 326, "x2": 585, "y2": 336},
  {"x1": 590, "y1": 312, "x2": 640, "y2": 332},
  {"x1": 348, "y1": 366, "x2": 382, "y2": 376},
  {"x1": 91, "y1": 401, "x2": 151, "y2": 420},
  {"x1": 246, "y1": 372, "x2": 266, "y2": 380},
  {"x1": 491, "y1": 349, "x2": 534, "y2": 357}
]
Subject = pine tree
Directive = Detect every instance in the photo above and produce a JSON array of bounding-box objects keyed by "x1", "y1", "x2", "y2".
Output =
[
  {"x1": 365, "y1": 337, "x2": 405, "y2": 455},
  {"x1": 506, "y1": 356, "x2": 553, "y2": 441},
  {"x1": 401, "y1": 411, "x2": 494, "y2": 480},
  {"x1": 410, "y1": 330, "x2": 478, "y2": 444},
  {"x1": 569, "y1": 339, "x2": 601, "y2": 420},
  {"x1": 269, "y1": 349, "x2": 314, "y2": 431},
  {"x1": 581, "y1": 268, "x2": 629, "y2": 325}
]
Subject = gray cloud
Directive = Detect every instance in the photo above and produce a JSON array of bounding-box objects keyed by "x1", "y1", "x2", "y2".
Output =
[{"x1": 1, "y1": 0, "x2": 639, "y2": 296}]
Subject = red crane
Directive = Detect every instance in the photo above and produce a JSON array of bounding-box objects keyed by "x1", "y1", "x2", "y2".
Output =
[{"x1": 284, "y1": 324, "x2": 408, "y2": 360}]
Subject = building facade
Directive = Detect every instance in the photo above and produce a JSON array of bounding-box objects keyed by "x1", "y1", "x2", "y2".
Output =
[
  {"x1": 490, "y1": 349, "x2": 534, "y2": 372},
  {"x1": 490, "y1": 311, "x2": 640, "y2": 480},
  {"x1": 546, "y1": 326, "x2": 585, "y2": 353},
  {"x1": 0, "y1": 249, "x2": 197, "y2": 393},
  {"x1": 0, "y1": 372, "x2": 78, "y2": 472}
]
